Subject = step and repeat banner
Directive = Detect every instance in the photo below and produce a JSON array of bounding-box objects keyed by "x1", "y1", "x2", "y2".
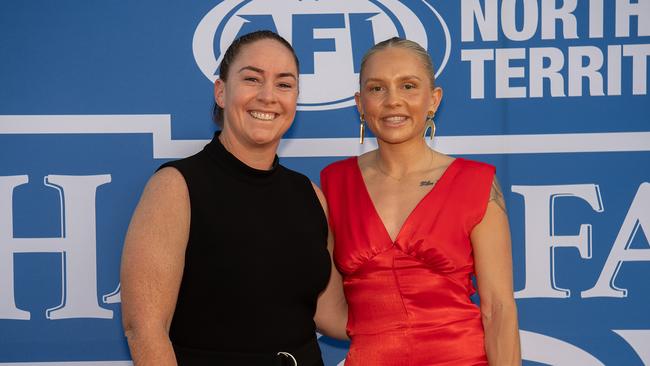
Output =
[{"x1": 1, "y1": 1, "x2": 649, "y2": 365}]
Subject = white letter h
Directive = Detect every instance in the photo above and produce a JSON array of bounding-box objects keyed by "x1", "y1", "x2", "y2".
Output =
[{"x1": 0, "y1": 175, "x2": 112, "y2": 320}]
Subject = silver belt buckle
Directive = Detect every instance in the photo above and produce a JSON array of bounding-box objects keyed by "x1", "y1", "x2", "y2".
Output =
[{"x1": 277, "y1": 351, "x2": 298, "y2": 366}]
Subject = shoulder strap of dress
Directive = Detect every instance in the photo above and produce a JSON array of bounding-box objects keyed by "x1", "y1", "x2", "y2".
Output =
[
  {"x1": 320, "y1": 157, "x2": 356, "y2": 197},
  {"x1": 453, "y1": 159, "x2": 496, "y2": 231}
]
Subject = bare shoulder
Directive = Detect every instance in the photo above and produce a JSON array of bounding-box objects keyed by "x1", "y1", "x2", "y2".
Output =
[
  {"x1": 311, "y1": 181, "x2": 327, "y2": 210},
  {"x1": 143, "y1": 166, "x2": 188, "y2": 201},
  {"x1": 356, "y1": 150, "x2": 375, "y2": 172},
  {"x1": 489, "y1": 175, "x2": 507, "y2": 213},
  {"x1": 432, "y1": 151, "x2": 456, "y2": 171},
  {"x1": 125, "y1": 166, "x2": 190, "y2": 251}
]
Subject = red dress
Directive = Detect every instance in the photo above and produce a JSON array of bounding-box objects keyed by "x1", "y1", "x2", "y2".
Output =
[{"x1": 320, "y1": 157, "x2": 495, "y2": 366}]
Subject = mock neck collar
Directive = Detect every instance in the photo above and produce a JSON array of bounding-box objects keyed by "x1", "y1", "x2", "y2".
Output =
[{"x1": 204, "y1": 131, "x2": 280, "y2": 183}]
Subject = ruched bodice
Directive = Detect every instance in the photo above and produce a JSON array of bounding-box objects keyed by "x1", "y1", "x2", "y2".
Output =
[{"x1": 321, "y1": 157, "x2": 495, "y2": 365}]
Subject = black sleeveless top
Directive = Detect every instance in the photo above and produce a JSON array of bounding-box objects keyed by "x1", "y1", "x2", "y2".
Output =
[{"x1": 159, "y1": 132, "x2": 330, "y2": 363}]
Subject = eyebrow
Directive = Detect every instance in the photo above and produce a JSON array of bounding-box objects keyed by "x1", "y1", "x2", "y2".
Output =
[
  {"x1": 238, "y1": 66, "x2": 297, "y2": 80},
  {"x1": 363, "y1": 75, "x2": 422, "y2": 85}
]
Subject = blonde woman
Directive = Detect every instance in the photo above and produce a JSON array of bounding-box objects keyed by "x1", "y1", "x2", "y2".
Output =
[{"x1": 320, "y1": 37, "x2": 520, "y2": 365}]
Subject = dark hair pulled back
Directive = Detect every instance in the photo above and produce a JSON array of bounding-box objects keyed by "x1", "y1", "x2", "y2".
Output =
[{"x1": 212, "y1": 30, "x2": 299, "y2": 127}]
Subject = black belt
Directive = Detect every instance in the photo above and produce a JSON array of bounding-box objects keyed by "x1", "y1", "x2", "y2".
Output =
[{"x1": 173, "y1": 337, "x2": 324, "y2": 366}]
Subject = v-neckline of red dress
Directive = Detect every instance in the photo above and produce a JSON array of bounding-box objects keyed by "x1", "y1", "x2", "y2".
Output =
[{"x1": 353, "y1": 157, "x2": 462, "y2": 245}]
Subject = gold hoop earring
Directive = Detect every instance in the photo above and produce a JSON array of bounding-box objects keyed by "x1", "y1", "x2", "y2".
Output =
[
  {"x1": 359, "y1": 113, "x2": 366, "y2": 144},
  {"x1": 424, "y1": 111, "x2": 436, "y2": 140}
]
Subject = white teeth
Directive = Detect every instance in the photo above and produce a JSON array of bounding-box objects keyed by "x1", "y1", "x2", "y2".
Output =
[
  {"x1": 384, "y1": 116, "x2": 406, "y2": 122},
  {"x1": 250, "y1": 111, "x2": 275, "y2": 121}
]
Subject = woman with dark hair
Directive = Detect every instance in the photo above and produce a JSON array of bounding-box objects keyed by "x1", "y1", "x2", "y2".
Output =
[
  {"x1": 120, "y1": 30, "x2": 347, "y2": 366},
  {"x1": 320, "y1": 37, "x2": 520, "y2": 365}
]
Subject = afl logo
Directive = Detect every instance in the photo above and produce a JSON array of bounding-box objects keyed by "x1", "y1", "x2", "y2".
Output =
[{"x1": 193, "y1": 0, "x2": 450, "y2": 111}]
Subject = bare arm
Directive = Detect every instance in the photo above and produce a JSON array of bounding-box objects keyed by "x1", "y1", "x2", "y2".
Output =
[
  {"x1": 120, "y1": 168, "x2": 190, "y2": 366},
  {"x1": 311, "y1": 182, "x2": 349, "y2": 340},
  {"x1": 471, "y1": 177, "x2": 521, "y2": 366}
]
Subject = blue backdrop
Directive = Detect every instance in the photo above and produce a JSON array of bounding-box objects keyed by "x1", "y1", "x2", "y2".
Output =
[{"x1": 1, "y1": 1, "x2": 649, "y2": 365}]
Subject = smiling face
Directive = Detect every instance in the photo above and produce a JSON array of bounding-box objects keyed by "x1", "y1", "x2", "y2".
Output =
[
  {"x1": 215, "y1": 38, "x2": 299, "y2": 148},
  {"x1": 356, "y1": 46, "x2": 442, "y2": 145}
]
